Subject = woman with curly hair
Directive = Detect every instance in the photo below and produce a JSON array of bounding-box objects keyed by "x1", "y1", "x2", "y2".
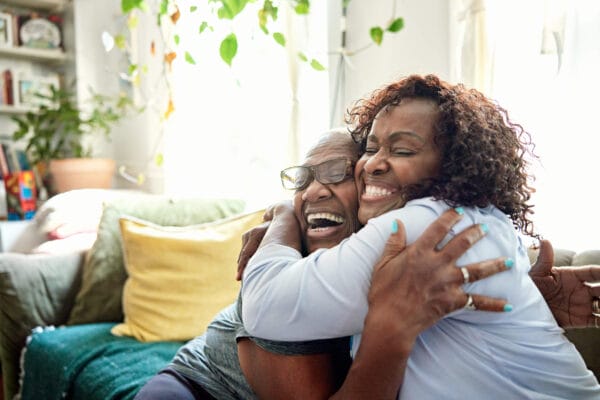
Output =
[{"x1": 242, "y1": 74, "x2": 600, "y2": 398}]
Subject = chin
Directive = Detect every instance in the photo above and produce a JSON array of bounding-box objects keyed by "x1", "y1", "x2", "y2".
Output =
[{"x1": 359, "y1": 199, "x2": 405, "y2": 224}]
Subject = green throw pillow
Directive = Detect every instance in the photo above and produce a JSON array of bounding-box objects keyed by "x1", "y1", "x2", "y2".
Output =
[
  {"x1": 0, "y1": 251, "x2": 85, "y2": 400},
  {"x1": 67, "y1": 196, "x2": 245, "y2": 325}
]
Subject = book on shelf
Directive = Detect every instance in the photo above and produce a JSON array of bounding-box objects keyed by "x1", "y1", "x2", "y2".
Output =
[
  {"x1": 1, "y1": 142, "x2": 20, "y2": 174},
  {"x1": 0, "y1": 143, "x2": 9, "y2": 178},
  {"x1": 1, "y1": 69, "x2": 13, "y2": 105}
]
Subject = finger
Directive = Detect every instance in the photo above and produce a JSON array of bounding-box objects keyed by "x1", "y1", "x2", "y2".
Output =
[
  {"x1": 585, "y1": 284, "x2": 600, "y2": 298},
  {"x1": 471, "y1": 294, "x2": 510, "y2": 312},
  {"x1": 571, "y1": 265, "x2": 600, "y2": 282},
  {"x1": 458, "y1": 257, "x2": 512, "y2": 284},
  {"x1": 440, "y1": 223, "x2": 487, "y2": 263},
  {"x1": 529, "y1": 239, "x2": 554, "y2": 276},
  {"x1": 380, "y1": 219, "x2": 408, "y2": 260},
  {"x1": 412, "y1": 208, "x2": 464, "y2": 250}
]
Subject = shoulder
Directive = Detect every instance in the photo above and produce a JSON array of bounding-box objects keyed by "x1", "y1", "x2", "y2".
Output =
[{"x1": 363, "y1": 197, "x2": 451, "y2": 244}]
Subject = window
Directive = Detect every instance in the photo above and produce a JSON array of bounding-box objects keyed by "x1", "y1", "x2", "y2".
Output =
[{"x1": 163, "y1": 1, "x2": 330, "y2": 210}]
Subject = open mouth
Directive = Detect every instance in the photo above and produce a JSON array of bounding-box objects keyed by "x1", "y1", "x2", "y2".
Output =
[{"x1": 306, "y1": 212, "x2": 345, "y2": 231}]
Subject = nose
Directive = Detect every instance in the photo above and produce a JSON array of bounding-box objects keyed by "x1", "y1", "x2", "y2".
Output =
[
  {"x1": 301, "y1": 179, "x2": 332, "y2": 202},
  {"x1": 363, "y1": 150, "x2": 389, "y2": 175}
]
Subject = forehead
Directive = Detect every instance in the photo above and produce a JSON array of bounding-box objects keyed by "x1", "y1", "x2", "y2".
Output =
[
  {"x1": 370, "y1": 98, "x2": 439, "y2": 141},
  {"x1": 304, "y1": 134, "x2": 358, "y2": 165}
]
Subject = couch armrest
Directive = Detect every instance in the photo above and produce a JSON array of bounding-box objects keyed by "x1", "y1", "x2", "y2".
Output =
[{"x1": 0, "y1": 251, "x2": 85, "y2": 400}]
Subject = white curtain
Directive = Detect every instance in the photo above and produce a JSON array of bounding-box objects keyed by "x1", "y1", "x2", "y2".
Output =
[
  {"x1": 163, "y1": 1, "x2": 330, "y2": 210},
  {"x1": 454, "y1": 0, "x2": 600, "y2": 252}
]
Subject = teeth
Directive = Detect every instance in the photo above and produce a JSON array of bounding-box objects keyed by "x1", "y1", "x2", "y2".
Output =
[
  {"x1": 307, "y1": 213, "x2": 345, "y2": 224},
  {"x1": 365, "y1": 185, "x2": 394, "y2": 197}
]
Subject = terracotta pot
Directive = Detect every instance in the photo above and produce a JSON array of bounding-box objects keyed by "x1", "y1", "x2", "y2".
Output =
[{"x1": 48, "y1": 158, "x2": 116, "y2": 193}]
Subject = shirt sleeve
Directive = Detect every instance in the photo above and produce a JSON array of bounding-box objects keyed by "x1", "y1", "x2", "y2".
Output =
[{"x1": 241, "y1": 201, "x2": 439, "y2": 341}]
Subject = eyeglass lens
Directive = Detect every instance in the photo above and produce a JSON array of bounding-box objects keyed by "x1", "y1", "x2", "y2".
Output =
[{"x1": 281, "y1": 158, "x2": 351, "y2": 190}]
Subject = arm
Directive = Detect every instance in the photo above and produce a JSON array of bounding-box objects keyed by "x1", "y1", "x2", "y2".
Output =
[
  {"x1": 240, "y1": 211, "x2": 509, "y2": 400},
  {"x1": 332, "y1": 213, "x2": 508, "y2": 400},
  {"x1": 530, "y1": 239, "x2": 600, "y2": 328},
  {"x1": 242, "y1": 200, "x2": 508, "y2": 340}
]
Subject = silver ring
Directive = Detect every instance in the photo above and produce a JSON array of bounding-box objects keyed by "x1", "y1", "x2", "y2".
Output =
[
  {"x1": 460, "y1": 267, "x2": 470, "y2": 285},
  {"x1": 593, "y1": 298, "x2": 600, "y2": 317},
  {"x1": 464, "y1": 294, "x2": 476, "y2": 310}
]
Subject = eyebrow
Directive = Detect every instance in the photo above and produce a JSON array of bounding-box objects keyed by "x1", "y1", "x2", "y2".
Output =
[{"x1": 367, "y1": 131, "x2": 426, "y2": 143}]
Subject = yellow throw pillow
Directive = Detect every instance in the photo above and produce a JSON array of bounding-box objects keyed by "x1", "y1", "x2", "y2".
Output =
[{"x1": 111, "y1": 210, "x2": 264, "y2": 342}]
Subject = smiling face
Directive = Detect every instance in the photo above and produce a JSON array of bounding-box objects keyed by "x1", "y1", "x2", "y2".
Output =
[
  {"x1": 355, "y1": 98, "x2": 442, "y2": 224},
  {"x1": 293, "y1": 132, "x2": 361, "y2": 253}
]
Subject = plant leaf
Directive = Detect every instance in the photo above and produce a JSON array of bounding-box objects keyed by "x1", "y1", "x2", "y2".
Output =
[
  {"x1": 273, "y1": 32, "x2": 285, "y2": 46},
  {"x1": 310, "y1": 59, "x2": 325, "y2": 71},
  {"x1": 174, "y1": 34, "x2": 180, "y2": 45},
  {"x1": 185, "y1": 51, "x2": 196, "y2": 64},
  {"x1": 159, "y1": 0, "x2": 168, "y2": 15},
  {"x1": 115, "y1": 34, "x2": 126, "y2": 49},
  {"x1": 199, "y1": 21, "x2": 209, "y2": 34},
  {"x1": 220, "y1": 33, "x2": 238, "y2": 66},
  {"x1": 370, "y1": 26, "x2": 384, "y2": 45},
  {"x1": 121, "y1": 0, "x2": 146, "y2": 13},
  {"x1": 216, "y1": 0, "x2": 248, "y2": 20},
  {"x1": 297, "y1": 52, "x2": 308, "y2": 62},
  {"x1": 387, "y1": 17, "x2": 404, "y2": 33},
  {"x1": 294, "y1": 0, "x2": 310, "y2": 15},
  {"x1": 190, "y1": 6, "x2": 197, "y2": 12}
]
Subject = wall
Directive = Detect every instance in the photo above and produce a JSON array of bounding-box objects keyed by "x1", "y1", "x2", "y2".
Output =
[
  {"x1": 329, "y1": 0, "x2": 451, "y2": 125},
  {"x1": 73, "y1": 0, "x2": 164, "y2": 193}
]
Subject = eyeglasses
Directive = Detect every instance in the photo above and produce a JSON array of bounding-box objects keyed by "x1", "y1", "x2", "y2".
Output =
[{"x1": 280, "y1": 158, "x2": 354, "y2": 191}]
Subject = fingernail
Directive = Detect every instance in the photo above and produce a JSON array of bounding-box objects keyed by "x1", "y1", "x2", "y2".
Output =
[
  {"x1": 480, "y1": 223, "x2": 489, "y2": 234},
  {"x1": 503, "y1": 304, "x2": 513, "y2": 312},
  {"x1": 391, "y1": 220, "x2": 398, "y2": 234},
  {"x1": 504, "y1": 258, "x2": 514, "y2": 268},
  {"x1": 455, "y1": 207, "x2": 464, "y2": 215}
]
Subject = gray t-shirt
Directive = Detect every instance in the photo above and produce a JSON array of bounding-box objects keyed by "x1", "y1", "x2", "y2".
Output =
[{"x1": 170, "y1": 295, "x2": 349, "y2": 399}]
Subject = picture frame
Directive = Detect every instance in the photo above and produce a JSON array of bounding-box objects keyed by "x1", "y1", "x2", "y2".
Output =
[
  {"x1": 0, "y1": 12, "x2": 14, "y2": 48},
  {"x1": 13, "y1": 73, "x2": 60, "y2": 107}
]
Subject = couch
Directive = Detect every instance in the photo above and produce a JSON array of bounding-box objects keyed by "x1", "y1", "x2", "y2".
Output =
[
  {"x1": 0, "y1": 189, "x2": 599, "y2": 399},
  {"x1": 0, "y1": 189, "x2": 265, "y2": 400}
]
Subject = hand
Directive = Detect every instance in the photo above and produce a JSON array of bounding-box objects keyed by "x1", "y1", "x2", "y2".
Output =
[
  {"x1": 237, "y1": 221, "x2": 270, "y2": 281},
  {"x1": 236, "y1": 200, "x2": 297, "y2": 281},
  {"x1": 530, "y1": 239, "x2": 600, "y2": 328},
  {"x1": 337, "y1": 209, "x2": 511, "y2": 400},
  {"x1": 367, "y1": 209, "x2": 511, "y2": 345}
]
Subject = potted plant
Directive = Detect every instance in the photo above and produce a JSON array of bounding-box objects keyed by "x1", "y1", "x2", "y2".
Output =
[{"x1": 11, "y1": 85, "x2": 135, "y2": 195}]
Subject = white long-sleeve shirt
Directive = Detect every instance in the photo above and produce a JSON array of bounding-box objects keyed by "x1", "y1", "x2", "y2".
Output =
[{"x1": 242, "y1": 197, "x2": 600, "y2": 399}]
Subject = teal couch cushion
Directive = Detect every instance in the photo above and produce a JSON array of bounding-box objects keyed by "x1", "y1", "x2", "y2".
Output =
[{"x1": 21, "y1": 323, "x2": 183, "y2": 400}]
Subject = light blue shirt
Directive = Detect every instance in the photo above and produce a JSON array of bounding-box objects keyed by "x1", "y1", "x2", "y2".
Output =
[{"x1": 242, "y1": 197, "x2": 600, "y2": 399}]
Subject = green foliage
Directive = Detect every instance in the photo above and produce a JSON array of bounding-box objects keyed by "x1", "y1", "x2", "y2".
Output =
[
  {"x1": 293, "y1": 0, "x2": 310, "y2": 14},
  {"x1": 213, "y1": 0, "x2": 249, "y2": 20},
  {"x1": 370, "y1": 26, "x2": 384, "y2": 45},
  {"x1": 273, "y1": 32, "x2": 285, "y2": 46},
  {"x1": 220, "y1": 33, "x2": 238, "y2": 65},
  {"x1": 11, "y1": 87, "x2": 136, "y2": 165},
  {"x1": 185, "y1": 51, "x2": 196, "y2": 64},
  {"x1": 122, "y1": 0, "x2": 147, "y2": 13},
  {"x1": 387, "y1": 17, "x2": 404, "y2": 32},
  {"x1": 310, "y1": 59, "x2": 325, "y2": 71}
]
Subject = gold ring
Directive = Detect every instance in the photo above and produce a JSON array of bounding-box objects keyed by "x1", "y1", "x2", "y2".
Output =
[
  {"x1": 461, "y1": 267, "x2": 470, "y2": 285},
  {"x1": 593, "y1": 298, "x2": 600, "y2": 317}
]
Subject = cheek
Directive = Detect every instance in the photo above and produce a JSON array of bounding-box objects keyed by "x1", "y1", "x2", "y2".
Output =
[
  {"x1": 293, "y1": 192, "x2": 304, "y2": 220},
  {"x1": 354, "y1": 159, "x2": 366, "y2": 181}
]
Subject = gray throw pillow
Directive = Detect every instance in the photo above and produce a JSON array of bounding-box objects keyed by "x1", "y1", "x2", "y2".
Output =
[{"x1": 0, "y1": 251, "x2": 85, "y2": 400}]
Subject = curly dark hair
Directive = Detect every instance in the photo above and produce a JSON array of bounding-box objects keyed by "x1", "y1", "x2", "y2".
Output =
[{"x1": 346, "y1": 74, "x2": 537, "y2": 237}]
